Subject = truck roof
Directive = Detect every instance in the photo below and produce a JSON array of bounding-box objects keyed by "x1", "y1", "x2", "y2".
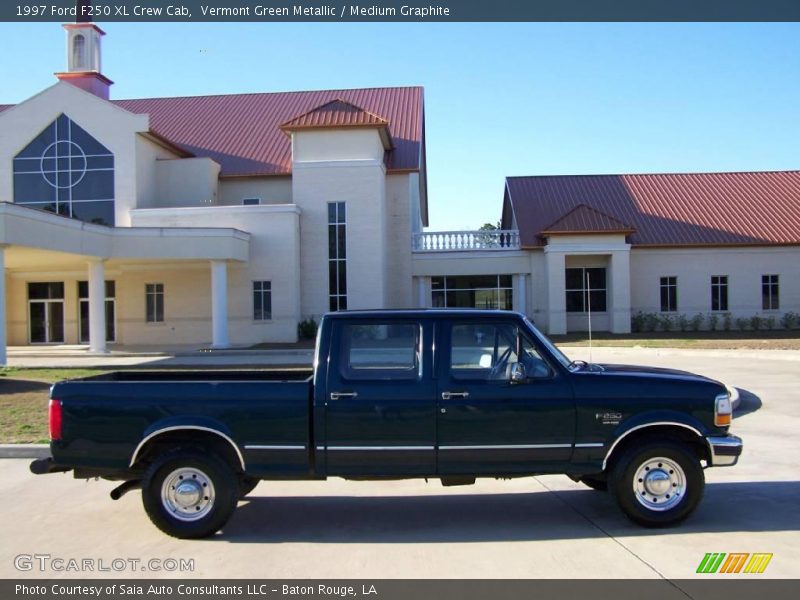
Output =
[{"x1": 323, "y1": 308, "x2": 526, "y2": 319}]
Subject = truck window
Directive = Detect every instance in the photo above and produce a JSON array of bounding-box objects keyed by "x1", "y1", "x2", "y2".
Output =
[
  {"x1": 340, "y1": 322, "x2": 421, "y2": 380},
  {"x1": 451, "y1": 322, "x2": 551, "y2": 380}
]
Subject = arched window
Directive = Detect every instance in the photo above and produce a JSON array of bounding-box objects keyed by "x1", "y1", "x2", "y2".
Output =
[
  {"x1": 12, "y1": 114, "x2": 115, "y2": 226},
  {"x1": 72, "y1": 34, "x2": 86, "y2": 70}
]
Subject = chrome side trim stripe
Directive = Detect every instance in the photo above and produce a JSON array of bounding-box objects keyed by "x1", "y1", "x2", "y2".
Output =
[
  {"x1": 440, "y1": 444, "x2": 572, "y2": 450},
  {"x1": 243, "y1": 445, "x2": 306, "y2": 450},
  {"x1": 574, "y1": 443, "x2": 605, "y2": 448},
  {"x1": 327, "y1": 446, "x2": 434, "y2": 451}
]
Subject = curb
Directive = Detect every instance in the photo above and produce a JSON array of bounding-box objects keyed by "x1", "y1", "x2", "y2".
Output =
[{"x1": 0, "y1": 444, "x2": 50, "y2": 459}]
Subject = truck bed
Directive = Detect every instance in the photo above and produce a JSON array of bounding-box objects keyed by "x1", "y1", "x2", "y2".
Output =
[{"x1": 50, "y1": 369, "x2": 314, "y2": 477}]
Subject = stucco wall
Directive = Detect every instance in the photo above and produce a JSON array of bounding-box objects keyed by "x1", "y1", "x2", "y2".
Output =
[
  {"x1": 154, "y1": 157, "x2": 220, "y2": 208},
  {"x1": 630, "y1": 246, "x2": 800, "y2": 321},
  {"x1": 217, "y1": 176, "x2": 293, "y2": 206}
]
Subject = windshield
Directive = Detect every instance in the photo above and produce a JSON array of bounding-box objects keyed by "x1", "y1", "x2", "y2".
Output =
[{"x1": 522, "y1": 316, "x2": 573, "y2": 370}]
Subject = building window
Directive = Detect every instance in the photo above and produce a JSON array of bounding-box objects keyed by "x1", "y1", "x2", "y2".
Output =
[
  {"x1": 13, "y1": 113, "x2": 115, "y2": 226},
  {"x1": 431, "y1": 275, "x2": 513, "y2": 309},
  {"x1": 328, "y1": 202, "x2": 347, "y2": 311},
  {"x1": 145, "y1": 283, "x2": 164, "y2": 323},
  {"x1": 565, "y1": 267, "x2": 607, "y2": 313},
  {"x1": 72, "y1": 34, "x2": 87, "y2": 69},
  {"x1": 762, "y1": 274, "x2": 779, "y2": 310},
  {"x1": 711, "y1": 276, "x2": 728, "y2": 311},
  {"x1": 660, "y1": 276, "x2": 677, "y2": 312},
  {"x1": 242, "y1": 197, "x2": 261, "y2": 206},
  {"x1": 253, "y1": 281, "x2": 272, "y2": 321}
]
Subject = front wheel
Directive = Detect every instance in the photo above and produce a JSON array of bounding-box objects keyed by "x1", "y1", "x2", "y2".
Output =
[
  {"x1": 141, "y1": 449, "x2": 240, "y2": 539},
  {"x1": 610, "y1": 440, "x2": 704, "y2": 527}
]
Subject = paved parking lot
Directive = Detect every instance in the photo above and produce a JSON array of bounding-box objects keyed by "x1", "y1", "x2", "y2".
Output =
[{"x1": 0, "y1": 347, "x2": 798, "y2": 580}]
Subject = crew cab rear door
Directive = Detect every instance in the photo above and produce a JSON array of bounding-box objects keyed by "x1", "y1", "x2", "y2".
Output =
[
  {"x1": 324, "y1": 317, "x2": 436, "y2": 476},
  {"x1": 437, "y1": 318, "x2": 575, "y2": 475}
]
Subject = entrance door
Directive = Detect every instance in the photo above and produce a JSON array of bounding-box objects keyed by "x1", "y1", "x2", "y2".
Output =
[
  {"x1": 78, "y1": 281, "x2": 116, "y2": 343},
  {"x1": 437, "y1": 318, "x2": 575, "y2": 475},
  {"x1": 28, "y1": 282, "x2": 65, "y2": 344},
  {"x1": 324, "y1": 318, "x2": 436, "y2": 476}
]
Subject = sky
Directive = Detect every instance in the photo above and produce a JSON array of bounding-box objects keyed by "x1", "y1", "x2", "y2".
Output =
[{"x1": 1, "y1": 22, "x2": 798, "y2": 230}]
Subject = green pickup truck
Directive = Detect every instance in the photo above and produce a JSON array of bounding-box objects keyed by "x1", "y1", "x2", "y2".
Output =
[{"x1": 31, "y1": 310, "x2": 742, "y2": 538}]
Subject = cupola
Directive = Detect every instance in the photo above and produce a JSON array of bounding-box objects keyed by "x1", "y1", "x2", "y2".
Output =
[{"x1": 55, "y1": 1, "x2": 113, "y2": 99}]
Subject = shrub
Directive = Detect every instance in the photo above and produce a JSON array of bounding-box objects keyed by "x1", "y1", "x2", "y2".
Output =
[
  {"x1": 659, "y1": 315, "x2": 674, "y2": 332},
  {"x1": 723, "y1": 312, "x2": 733, "y2": 331},
  {"x1": 690, "y1": 313, "x2": 704, "y2": 332},
  {"x1": 708, "y1": 313, "x2": 719, "y2": 331},
  {"x1": 781, "y1": 311, "x2": 799, "y2": 330},
  {"x1": 749, "y1": 315, "x2": 762, "y2": 331},
  {"x1": 764, "y1": 316, "x2": 776, "y2": 330},
  {"x1": 631, "y1": 311, "x2": 645, "y2": 333},
  {"x1": 677, "y1": 314, "x2": 689, "y2": 332},
  {"x1": 297, "y1": 318, "x2": 318, "y2": 340},
  {"x1": 644, "y1": 313, "x2": 660, "y2": 333},
  {"x1": 735, "y1": 317, "x2": 749, "y2": 331}
]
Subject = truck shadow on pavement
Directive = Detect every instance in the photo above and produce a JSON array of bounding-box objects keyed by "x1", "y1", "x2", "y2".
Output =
[
  {"x1": 733, "y1": 387, "x2": 762, "y2": 419},
  {"x1": 222, "y1": 480, "x2": 800, "y2": 542}
]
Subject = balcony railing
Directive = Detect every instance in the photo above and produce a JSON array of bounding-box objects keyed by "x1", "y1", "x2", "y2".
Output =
[{"x1": 412, "y1": 230, "x2": 520, "y2": 252}]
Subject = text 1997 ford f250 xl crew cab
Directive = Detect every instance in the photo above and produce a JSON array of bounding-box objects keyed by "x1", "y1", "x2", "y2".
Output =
[{"x1": 31, "y1": 310, "x2": 743, "y2": 538}]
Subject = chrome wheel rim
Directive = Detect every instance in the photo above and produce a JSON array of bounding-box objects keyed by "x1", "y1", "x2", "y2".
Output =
[
  {"x1": 633, "y1": 456, "x2": 685, "y2": 511},
  {"x1": 161, "y1": 467, "x2": 215, "y2": 522}
]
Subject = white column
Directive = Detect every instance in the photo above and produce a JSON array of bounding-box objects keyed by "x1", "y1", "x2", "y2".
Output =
[
  {"x1": 87, "y1": 259, "x2": 107, "y2": 353},
  {"x1": 610, "y1": 248, "x2": 632, "y2": 333},
  {"x1": 415, "y1": 276, "x2": 430, "y2": 308},
  {"x1": 513, "y1": 273, "x2": 527, "y2": 315},
  {"x1": 211, "y1": 260, "x2": 230, "y2": 348},
  {"x1": 544, "y1": 249, "x2": 567, "y2": 335},
  {"x1": 0, "y1": 246, "x2": 7, "y2": 366}
]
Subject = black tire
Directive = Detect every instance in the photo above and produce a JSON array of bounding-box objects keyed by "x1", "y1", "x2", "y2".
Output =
[
  {"x1": 579, "y1": 475, "x2": 608, "y2": 492},
  {"x1": 239, "y1": 476, "x2": 260, "y2": 498},
  {"x1": 610, "y1": 440, "x2": 704, "y2": 527},
  {"x1": 141, "y1": 449, "x2": 239, "y2": 539}
]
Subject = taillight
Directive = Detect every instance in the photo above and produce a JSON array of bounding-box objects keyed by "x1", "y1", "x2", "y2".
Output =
[
  {"x1": 715, "y1": 393, "x2": 732, "y2": 427},
  {"x1": 49, "y1": 399, "x2": 62, "y2": 441}
]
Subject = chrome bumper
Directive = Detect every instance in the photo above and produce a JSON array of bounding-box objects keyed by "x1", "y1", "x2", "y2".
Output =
[{"x1": 706, "y1": 435, "x2": 743, "y2": 467}]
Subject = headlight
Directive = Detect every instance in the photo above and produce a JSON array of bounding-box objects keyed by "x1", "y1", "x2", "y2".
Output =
[{"x1": 715, "y1": 391, "x2": 733, "y2": 427}]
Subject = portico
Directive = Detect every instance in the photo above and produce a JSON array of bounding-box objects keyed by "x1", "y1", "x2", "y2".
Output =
[{"x1": 0, "y1": 202, "x2": 249, "y2": 360}]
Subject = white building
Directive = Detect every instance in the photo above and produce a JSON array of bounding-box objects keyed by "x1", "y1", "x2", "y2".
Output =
[{"x1": 1, "y1": 22, "x2": 798, "y2": 362}]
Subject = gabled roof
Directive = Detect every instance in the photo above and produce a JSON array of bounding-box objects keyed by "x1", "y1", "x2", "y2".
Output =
[
  {"x1": 0, "y1": 86, "x2": 423, "y2": 177},
  {"x1": 280, "y1": 98, "x2": 392, "y2": 149},
  {"x1": 504, "y1": 171, "x2": 800, "y2": 248},
  {"x1": 540, "y1": 203, "x2": 635, "y2": 235},
  {"x1": 281, "y1": 98, "x2": 389, "y2": 130}
]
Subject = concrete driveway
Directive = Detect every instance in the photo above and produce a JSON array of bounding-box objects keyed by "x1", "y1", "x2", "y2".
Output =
[{"x1": 0, "y1": 347, "x2": 798, "y2": 579}]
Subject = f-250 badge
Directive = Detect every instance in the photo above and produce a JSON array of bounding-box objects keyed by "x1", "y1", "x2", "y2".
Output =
[{"x1": 596, "y1": 411, "x2": 622, "y2": 424}]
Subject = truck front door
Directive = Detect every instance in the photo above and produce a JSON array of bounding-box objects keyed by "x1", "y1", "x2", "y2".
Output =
[
  {"x1": 324, "y1": 318, "x2": 436, "y2": 476},
  {"x1": 437, "y1": 318, "x2": 575, "y2": 475}
]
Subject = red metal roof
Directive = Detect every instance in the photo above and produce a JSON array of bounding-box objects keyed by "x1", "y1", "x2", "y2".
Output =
[
  {"x1": 0, "y1": 86, "x2": 423, "y2": 177},
  {"x1": 541, "y1": 203, "x2": 635, "y2": 235},
  {"x1": 505, "y1": 171, "x2": 800, "y2": 247}
]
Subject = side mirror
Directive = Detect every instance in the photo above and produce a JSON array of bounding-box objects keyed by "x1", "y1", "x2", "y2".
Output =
[{"x1": 510, "y1": 362, "x2": 526, "y2": 384}]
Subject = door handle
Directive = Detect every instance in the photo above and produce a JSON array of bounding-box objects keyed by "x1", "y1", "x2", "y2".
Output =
[
  {"x1": 330, "y1": 391, "x2": 358, "y2": 401},
  {"x1": 441, "y1": 391, "x2": 470, "y2": 400}
]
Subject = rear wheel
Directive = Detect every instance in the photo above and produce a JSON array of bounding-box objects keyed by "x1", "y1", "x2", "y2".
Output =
[
  {"x1": 610, "y1": 440, "x2": 704, "y2": 527},
  {"x1": 142, "y1": 449, "x2": 239, "y2": 539}
]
